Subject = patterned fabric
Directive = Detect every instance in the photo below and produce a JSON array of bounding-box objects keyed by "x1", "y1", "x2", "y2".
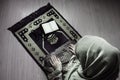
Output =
[{"x1": 45, "y1": 35, "x2": 120, "y2": 80}]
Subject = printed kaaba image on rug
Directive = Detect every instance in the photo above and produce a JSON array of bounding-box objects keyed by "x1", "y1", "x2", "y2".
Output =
[{"x1": 8, "y1": 3, "x2": 81, "y2": 74}]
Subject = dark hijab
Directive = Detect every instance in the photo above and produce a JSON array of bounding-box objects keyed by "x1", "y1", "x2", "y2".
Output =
[{"x1": 75, "y1": 36, "x2": 120, "y2": 80}]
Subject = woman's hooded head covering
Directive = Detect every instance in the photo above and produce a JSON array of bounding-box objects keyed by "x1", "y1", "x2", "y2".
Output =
[{"x1": 75, "y1": 35, "x2": 120, "y2": 80}]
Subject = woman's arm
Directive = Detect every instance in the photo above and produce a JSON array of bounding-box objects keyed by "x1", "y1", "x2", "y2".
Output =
[{"x1": 48, "y1": 55, "x2": 63, "y2": 80}]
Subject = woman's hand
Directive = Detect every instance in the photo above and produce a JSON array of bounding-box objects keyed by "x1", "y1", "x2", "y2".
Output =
[
  {"x1": 68, "y1": 44, "x2": 76, "y2": 54},
  {"x1": 50, "y1": 55, "x2": 62, "y2": 71}
]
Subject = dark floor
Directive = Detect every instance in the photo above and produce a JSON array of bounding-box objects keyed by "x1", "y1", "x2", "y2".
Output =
[{"x1": 0, "y1": 0, "x2": 120, "y2": 80}]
